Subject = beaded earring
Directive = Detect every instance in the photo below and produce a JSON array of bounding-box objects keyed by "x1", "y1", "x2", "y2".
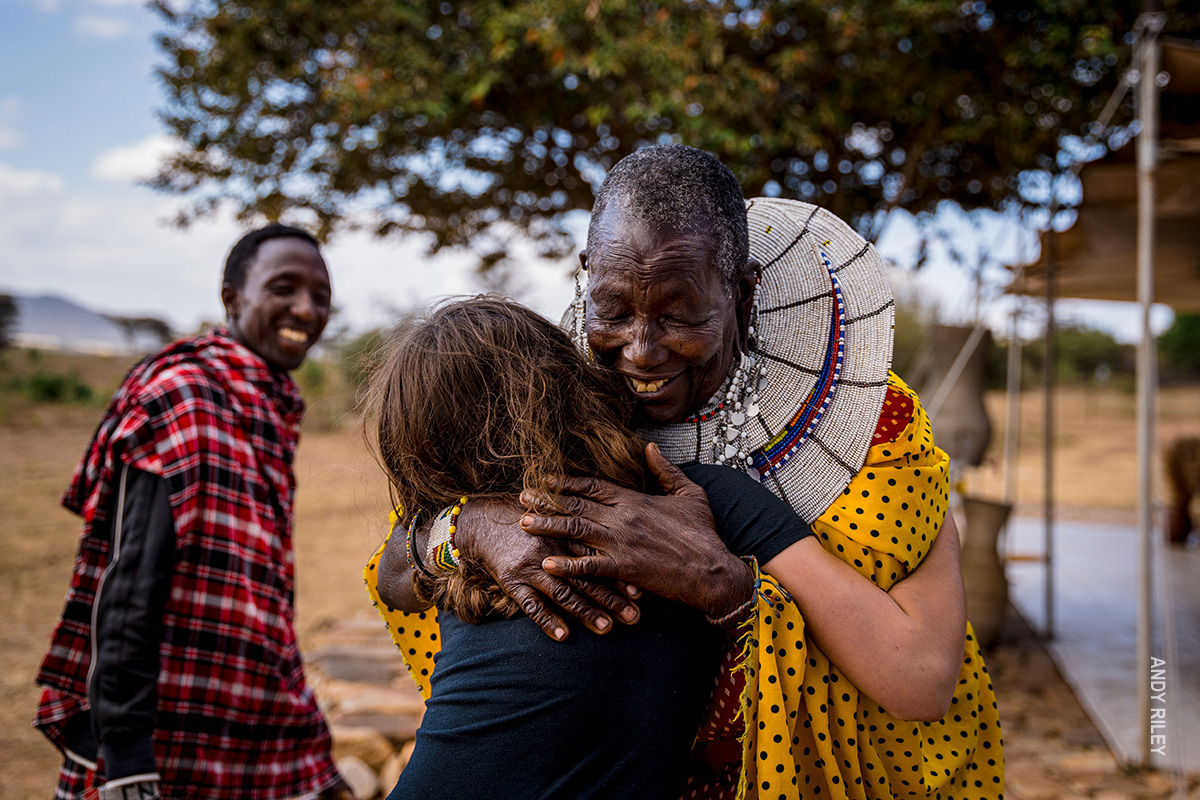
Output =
[
  {"x1": 747, "y1": 273, "x2": 762, "y2": 351},
  {"x1": 571, "y1": 265, "x2": 589, "y2": 355}
]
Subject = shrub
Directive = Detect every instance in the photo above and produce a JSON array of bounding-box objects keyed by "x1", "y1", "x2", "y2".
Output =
[{"x1": 24, "y1": 370, "x2": 94, "y2": 404}]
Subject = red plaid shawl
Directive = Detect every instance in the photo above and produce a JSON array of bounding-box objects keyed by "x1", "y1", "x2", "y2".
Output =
[{"x1": 34, "y1": 331, "x2": 337, "y2": 800}]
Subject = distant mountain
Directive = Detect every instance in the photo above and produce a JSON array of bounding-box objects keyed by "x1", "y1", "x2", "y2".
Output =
[{"x1": 8, "y1": 294, "x2": 169, "y2": 355}]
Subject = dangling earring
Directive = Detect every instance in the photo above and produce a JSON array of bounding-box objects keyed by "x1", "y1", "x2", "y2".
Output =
[
  {"x1": 747, "y1": 271, "x2": 762, "y2": 352},
  {"x1": 572, "y1": 265, "x2": 590, "y2": 356}
]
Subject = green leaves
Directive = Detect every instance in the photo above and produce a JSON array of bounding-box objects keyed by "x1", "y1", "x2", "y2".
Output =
[{"x1": 151, "y1": 0, "x2": 1200, "y2": 265}]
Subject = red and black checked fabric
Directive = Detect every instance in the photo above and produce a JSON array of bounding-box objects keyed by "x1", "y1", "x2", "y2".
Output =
[{"x1": 35, "y1": 330, "x2": 337, "y2": 800}]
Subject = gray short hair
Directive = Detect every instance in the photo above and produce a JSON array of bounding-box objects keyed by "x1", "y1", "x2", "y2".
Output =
[{"x1": 587, "y1": 145, "x2": 749, "y2": 289}]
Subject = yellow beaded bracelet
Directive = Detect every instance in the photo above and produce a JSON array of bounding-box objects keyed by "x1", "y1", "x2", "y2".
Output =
[{"x1": 428, "y1": 496, "x2": 468, "y2": 571}]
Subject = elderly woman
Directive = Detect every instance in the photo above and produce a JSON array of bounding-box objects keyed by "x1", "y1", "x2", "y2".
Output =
[{"x1": 368, "y1": 145, "x2": 1003, "y2": 798}]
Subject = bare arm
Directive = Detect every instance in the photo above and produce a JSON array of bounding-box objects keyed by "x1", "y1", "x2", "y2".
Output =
[
  {"x1": 760, "y1": 513, "x2": 967, "y2": 722},
  {"x1": 376, "y1": 526, "x2": 430, "y2": 613}
]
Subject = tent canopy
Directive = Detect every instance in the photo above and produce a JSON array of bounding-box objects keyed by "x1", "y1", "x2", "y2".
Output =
[{"x1": 1012, "y1": 39, "x2": 1200, "y2": 312}]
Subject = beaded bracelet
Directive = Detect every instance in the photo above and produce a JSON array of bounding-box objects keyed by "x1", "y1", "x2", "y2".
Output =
[
  {"x1": 706, "y1": 555, "x2": 761, "y2": 631},
  {"x1": 427, "y1": 495, "x2": 468, "y2": 571},
  {"x1": 403, "y1": 509, "x2": 434, "y2": 577}
]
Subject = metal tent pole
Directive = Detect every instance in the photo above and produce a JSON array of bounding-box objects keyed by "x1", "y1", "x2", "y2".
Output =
[
  {"x1": 1002, "y1": 291, "x2": 1023, "y2": 557},
  {"x1": 1135, "y1": 9, "x2": 1164, "y2": 768},
  {"x1": 1043, "y1": 226, "x2": 1056, "y2": 640}
]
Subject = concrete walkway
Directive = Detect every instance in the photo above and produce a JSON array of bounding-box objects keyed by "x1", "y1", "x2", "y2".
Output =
[{"x1": 1006, "y1": 514, "x2": 1200, "y2": 774}]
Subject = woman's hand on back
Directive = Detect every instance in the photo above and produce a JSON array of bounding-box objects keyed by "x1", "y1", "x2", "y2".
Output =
[{"x1": 522, "y1": 443, "x2": 754, "y2": 620}]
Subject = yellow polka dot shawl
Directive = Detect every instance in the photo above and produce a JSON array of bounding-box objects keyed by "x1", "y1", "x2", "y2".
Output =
[
  {"x1": 362, "y1": 372, "x2": 1004, "y2": 799},
  {"x1": 364, "y1": 541, "x2": 439, "y2": 701},
  {"x1": 735, "y1": 372, "x2": 1003, "y2": 799}
]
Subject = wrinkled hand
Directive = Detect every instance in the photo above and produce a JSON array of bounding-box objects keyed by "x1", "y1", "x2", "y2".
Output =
[
  {"x1": 454, "y1": 497, "x2": 641, "y2": 640},
  {"x1": 521, "y1": 443, "x2": 754, "y2": 619}
]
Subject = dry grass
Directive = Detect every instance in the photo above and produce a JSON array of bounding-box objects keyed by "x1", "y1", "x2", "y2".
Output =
[
  {"x1": 966, "y1": 384, "x2": 1199, "y2": 521},
  {"x1": 0, "y1": 372, "x2": 1195, "y2": 798}
]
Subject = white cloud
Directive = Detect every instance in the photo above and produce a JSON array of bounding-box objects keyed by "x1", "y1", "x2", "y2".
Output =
[
  {"x1": 0, "y1": 96, "x2": 23, "y2": 150},
  {"x1": 0, "y1": 126, "x2": 21, "y2": 150},
  {"x1": 73, "y1": 13, "x2": 130, "y2": 39},
  {"x1": 0, "y1": 162, "x2": 64, "y2": 194},
  {"x1": 12, "y1": 0, "x2": 64, "y2": 13},
  {"x1": 0, "y1": 152, "x2": 1159, "y2": 350},
  {"x1": 91, "y1": 134, "x2": 178, "y2": 183},
  {"x1": 0, "y1": 170, "x2": 577, "y2": 337}
]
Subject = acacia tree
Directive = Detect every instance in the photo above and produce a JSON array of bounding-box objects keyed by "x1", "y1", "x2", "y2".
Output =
[
  {"x1": 152, "y1": 0, "x2": 1200, "y2": 263},
  {"x1": 106, "y1": 315, "x2": 176, "y2": 349},
  {"x1": 0, "y1": 294, "x2": 16, "y2": 349}
]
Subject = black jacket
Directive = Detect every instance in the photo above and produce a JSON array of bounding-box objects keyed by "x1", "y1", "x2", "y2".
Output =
[{"x1": 63, "y1": 465, "x2": 175, "y2": 780}]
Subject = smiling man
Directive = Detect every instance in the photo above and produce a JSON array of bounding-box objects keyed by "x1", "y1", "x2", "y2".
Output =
[{"x1": 34, "y1": 224, "x2": 349, "y2": 800}]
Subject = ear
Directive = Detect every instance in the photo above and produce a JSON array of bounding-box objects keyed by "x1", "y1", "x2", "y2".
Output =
[
  {"x1": 578, "y1": 250, "x2": 588, "y2": 271},
  {"x1": 220, "y1": 283, "x2": 238, "y2": 320},
  {"x1": 733, "y1": 256, "x2": 760, "y2": 350}
]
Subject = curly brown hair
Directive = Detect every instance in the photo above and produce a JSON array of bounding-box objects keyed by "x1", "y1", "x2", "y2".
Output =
[{"x1": 365, "y1": 296, "x2": 648, "y2": 621}]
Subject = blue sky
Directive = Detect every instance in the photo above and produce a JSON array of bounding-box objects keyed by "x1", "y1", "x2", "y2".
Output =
[{"x1": 0, "y1": 0, "x2": 1171, "y2": 343}]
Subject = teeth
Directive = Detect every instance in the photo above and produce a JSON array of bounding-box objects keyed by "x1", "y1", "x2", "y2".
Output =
[
  {"x1": 633, "y1": 378, "x2": 668, "y2": 393},
  {"x1": 279, "y1": 328, "x2": 308, "y2": 344}
]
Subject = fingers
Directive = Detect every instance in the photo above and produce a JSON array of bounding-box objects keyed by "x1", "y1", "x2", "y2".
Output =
[
  {"x1": 519, "y1": 488, "x2": 603, "y2": 519},
  {"x1": 542, "y1": 553, "x2": 621, "y2": 580},
  {"x1": 645, "y1": 442, "x2": 704, "y2": 497},
  {"x1": 503, "y1": 572, "x2": 618, "y2": 638},
  {"x1": 540, "y1": 474, "x2": 620, "y2": 504},
  {"x1": 505, "y1": 582, "x2": 571, "y2": 641},
  {"x1": 570, "y1": 577, "x2": 641, "y2": 625},
  {"x1": 616, "y1": 580, "x2": 642, "y2": 599},
  {"x1": 520, "y1": 510, "x2": 607, "y2": 543},
  {"x1": 540, "y1": 575, "x2": 617, "y2": 636}
]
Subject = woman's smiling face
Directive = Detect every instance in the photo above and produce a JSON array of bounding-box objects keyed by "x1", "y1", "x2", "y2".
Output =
[{"x1": 584, "y1": 208, "x2": 751, "y2": 425}]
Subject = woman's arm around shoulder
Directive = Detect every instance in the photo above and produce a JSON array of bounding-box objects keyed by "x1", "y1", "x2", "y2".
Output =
[{"x1": 762, "y1": 511, "x2": 966, "y2": 721}]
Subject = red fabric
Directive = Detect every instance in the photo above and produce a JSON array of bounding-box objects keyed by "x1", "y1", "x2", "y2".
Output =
[
  {"x1": 681, "y1": 761, "x2": 741, "y2": 800},
  {"x1": 52, "y1": 756, "x2": 96, "y2": 800},
  {"x1": 35, "y1": 331, "x2": 337, "y2": 800},
  {"x1": 694, "y1": 641, "x2": 747, "y2": 744},
  {"x1": 870, "y1": 385, "x2": 914, "y2": 446},
  {"x1": 684, "y1": 641, "x2": 748, "y2": 798}
]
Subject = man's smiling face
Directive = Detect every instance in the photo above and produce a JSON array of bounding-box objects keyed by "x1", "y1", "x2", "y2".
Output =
[{"x1": 221, "y1": 236, "x2": 331, "y2": 371}]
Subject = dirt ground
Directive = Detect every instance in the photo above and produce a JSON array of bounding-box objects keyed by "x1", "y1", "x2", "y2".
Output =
[
  {"x1": 969, "y1": 385, "x2": 1199, "y2": 522},
  {"x1": 0, "y1": 404, "x2": 391, "y2": 799},
  {"x1": 0, "y1": 382, "x2": 1195, "y2": 798}
]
